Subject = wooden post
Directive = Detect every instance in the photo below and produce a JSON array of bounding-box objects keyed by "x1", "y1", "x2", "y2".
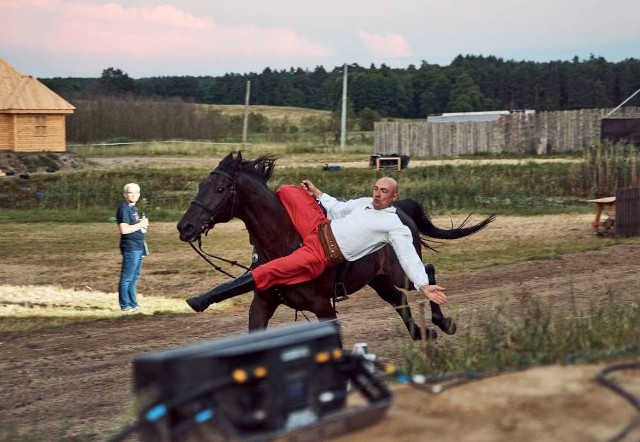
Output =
[
  {"x1": 418, "y1": 300, "x2": 427, "y2": 345},
  {"x1": 340, "y1": 64, "x2": 347, "y2": 152},
  {"x1": 242, "y1": 81, "x2": 251, "y2": 146}
]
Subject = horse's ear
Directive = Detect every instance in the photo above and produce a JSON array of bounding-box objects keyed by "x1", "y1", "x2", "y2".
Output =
[{"x1": 237, "y1": 151, "x2": 243, "y2": 162}]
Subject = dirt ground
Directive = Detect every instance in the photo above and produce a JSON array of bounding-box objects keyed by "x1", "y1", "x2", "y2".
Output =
[
  {"x1": 86, "y1": 155, "x2": 579, "y2": 170},
  {"x1": 1, "y1": 240, "x2": 639, "y2": 441},
  {"x1": 0, "y1": 151, "x2": 580, "y2": 174},
  {"x1": 0, "y1": 152, "x2": 90, "y2": 175},
  {"x1": 1, "y1": 153, "x2": 639, "y2": 441}
]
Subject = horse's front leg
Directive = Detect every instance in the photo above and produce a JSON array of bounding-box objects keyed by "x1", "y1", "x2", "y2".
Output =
[
  {"x1": 368, "y1": 275, "x2": 437, "y2": 340},
  {"x1": 313, "y1": 298, "x2": 337, "y2": 321},
  {"x1": 425, "y1": 264, "x2": 457, "y2": 335},
  {"x1": 248, "y1": 290, "x2": 279, "y2": 332}
]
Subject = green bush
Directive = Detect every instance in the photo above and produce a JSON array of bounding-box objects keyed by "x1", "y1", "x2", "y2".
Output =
[
  {"x1": 2, "y1": 143, "x2": 639, "y2": 220},
  {"x1": 399, "y1": 295, "x2": 640, "y2": 377}
]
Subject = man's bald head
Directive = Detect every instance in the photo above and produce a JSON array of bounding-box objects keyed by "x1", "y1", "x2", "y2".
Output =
[{"x1": 372, "y1": 177, "x2": 398, "y2": 210}]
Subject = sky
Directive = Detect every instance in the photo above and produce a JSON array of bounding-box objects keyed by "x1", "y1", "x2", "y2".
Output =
[{"x1": 1, "y1": 0, "x2": 639, "y2": 79}]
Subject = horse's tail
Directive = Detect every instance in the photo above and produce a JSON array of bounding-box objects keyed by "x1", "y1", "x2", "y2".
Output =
[{"x1": 394, "y1": 199, "x2": 495, "y2": 240}]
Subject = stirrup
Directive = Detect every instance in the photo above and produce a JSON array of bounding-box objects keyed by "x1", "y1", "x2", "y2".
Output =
[{"x1": 334, "y1": 282, "x2": 349, "y2": 303}]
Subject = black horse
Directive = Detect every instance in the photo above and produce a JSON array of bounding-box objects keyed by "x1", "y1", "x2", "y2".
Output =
[{"x1": 177, "y1": 153, "x2": 494, "y2": 340}]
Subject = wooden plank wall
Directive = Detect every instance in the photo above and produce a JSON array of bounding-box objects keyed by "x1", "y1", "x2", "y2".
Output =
[
  {"x1": 0, "y1": 114, "x2": 12, "y2": 150},
  {"x1": 615, "y1": 187, "x2": 640, "y2": 237},
  {"x1": 374, "y1": 107, "x2": 640, "y2": 157},
  {"x1": 10, "y1": 114, "x2": 67, "y2": 152}
]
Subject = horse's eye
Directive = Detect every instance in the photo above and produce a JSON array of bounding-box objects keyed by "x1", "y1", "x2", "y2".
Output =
[{"x1": 217, "y1": 186, "x2": 224, "y2": 193}]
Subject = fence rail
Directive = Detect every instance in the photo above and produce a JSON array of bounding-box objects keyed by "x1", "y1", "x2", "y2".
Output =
[{"x1": 374, "y1": 107, "x2": 640, "y2": 157}]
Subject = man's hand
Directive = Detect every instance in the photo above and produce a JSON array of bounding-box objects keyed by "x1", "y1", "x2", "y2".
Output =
[
  {"x1": 420, "y1": 284, "x2": 447, "y2": 305},
  {"x1": 301, "y1": 179, "x2": 322, "y2": 198}
]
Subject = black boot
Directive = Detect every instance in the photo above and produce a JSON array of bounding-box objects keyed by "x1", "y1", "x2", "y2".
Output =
[{"x1": 186, "y1": 273, "x2": 256, "y2": 312}]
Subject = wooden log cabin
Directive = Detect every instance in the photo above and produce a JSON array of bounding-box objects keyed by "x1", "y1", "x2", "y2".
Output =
[{"x1": 0, "y1": 58, "x2": 75, "y2": 152}]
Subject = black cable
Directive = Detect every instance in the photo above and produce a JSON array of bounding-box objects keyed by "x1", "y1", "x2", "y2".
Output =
[
  {"x1": 370, "y1": 357, "x2": 491, "y2": 394},
  {"x1": 107, "y1": 376, "x2": 234, "y2": 442},
  {"x1": 596, "y1": 361, "x2": 640, "y2": 442}
]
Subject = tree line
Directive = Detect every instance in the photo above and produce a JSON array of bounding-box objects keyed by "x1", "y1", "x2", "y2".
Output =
[{"x1": 43, "y1": 54, "x2": 640, "y2": 121}]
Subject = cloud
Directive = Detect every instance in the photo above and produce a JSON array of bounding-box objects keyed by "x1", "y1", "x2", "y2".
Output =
[
  {"x1": 358, "y1": 30, "x2": 413, "y2": 58},
  {"x1": 0, "y1": 0, "x2": 334, "y2": 67}
]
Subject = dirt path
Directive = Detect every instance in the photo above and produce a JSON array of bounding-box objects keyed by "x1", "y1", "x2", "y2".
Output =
[
  {"x1": 1, "y1": 242, "x2": 639, "y2": 441},
  {"x1": 86, "y1": 156, "x2": 579, "y2": 170}
]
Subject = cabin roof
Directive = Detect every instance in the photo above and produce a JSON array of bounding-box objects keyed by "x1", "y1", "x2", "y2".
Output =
[{"x1": 0, "y1": 58, "x2": 75, "y2": 113}]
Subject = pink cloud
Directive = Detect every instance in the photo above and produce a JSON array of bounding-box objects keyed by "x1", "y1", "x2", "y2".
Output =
[
  {"x1": 358, "y1": 30, "x2": 413, "y2": 58},
  {"x1": 0, "y1": 0, "x2": 333, "y2": 63},
  {"x1": 203, "y1": 25, "x2": 334, "y2": 58}
]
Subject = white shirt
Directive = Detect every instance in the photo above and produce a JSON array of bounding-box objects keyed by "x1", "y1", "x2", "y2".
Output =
[{"x1": 319, "y1": 193, "x2": 430, "y2": 289}]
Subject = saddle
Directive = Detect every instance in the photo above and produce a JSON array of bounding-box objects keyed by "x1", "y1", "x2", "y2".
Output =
[{"x1": 251, "y1": 245, "x2": 350, "y2": 303}]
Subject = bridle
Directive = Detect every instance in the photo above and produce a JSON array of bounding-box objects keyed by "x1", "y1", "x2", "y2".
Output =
[
  {"x1": 189, "y1": 170, "x2": 237, "y2": 225},
  {"x1": 188, "y1": 169, "x2": 250, "y2": 278}
]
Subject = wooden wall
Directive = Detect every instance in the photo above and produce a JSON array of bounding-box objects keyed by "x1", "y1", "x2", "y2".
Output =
[
  {"x1": 0, "y1": 113, "x2": 67, "y2": 152},
  {"x1": 0, "y1": 114, "x2": 12, "y2": 151},
  {"x1": 374, "y1": 107, "x2": 640, "y2": 157},
  {"x1": 616, "y1": 187, "x2": 640, "y2": 237}
]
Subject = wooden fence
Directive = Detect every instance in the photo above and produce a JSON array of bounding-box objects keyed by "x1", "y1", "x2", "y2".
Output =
[
  {"x1": 616, "y1": 187, "x2": 640, "y2": 237},
  {"x1": 374, "y1": 107, "x2": 640, "y2": 157}
]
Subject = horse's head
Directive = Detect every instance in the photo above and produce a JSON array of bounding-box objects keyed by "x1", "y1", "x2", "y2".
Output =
[
  {"x1": 176, "y1": 152, "x2": 277, "y2": 242},
  {"x1": 177, "y1": 153, "x2": 241, "y2": 242}
]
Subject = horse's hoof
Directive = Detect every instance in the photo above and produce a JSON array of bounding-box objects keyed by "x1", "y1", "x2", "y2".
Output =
[
  {"x1": 440, "y1": 317, "x2": 457, "y2": 335},
  {"x1": 411, "y1": 327, "x2": 438, "y2": 341}
]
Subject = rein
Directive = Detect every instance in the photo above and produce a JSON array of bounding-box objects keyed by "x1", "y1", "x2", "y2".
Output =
[
  {"x1": 188, "y1": 170, "x2": 250, "y2": 278},
  {"x1": 189, "y1": 239, "x2": 251, "y2": 278}
]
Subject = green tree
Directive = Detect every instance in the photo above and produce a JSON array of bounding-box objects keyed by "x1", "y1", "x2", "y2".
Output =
[
  {"x1": 447, "y1": 73, "x2": 485, "y2": 112},
  {"x1": 357, "y1": 107, "x2": 381, "y2": 131},
  {"x1": 408, "y1": 63, "x2": 451, "y2": 116},
  {"x1": 350, "y1": 69, "x2": 409, "y2": 116},
  {"x1": 94, "y1": 67, "x2": 136, "y2": 96}
]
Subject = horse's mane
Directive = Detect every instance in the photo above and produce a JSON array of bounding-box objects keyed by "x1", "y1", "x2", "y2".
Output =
[{"x1": 218, "y1": 152, "x2": 277, "y2": 185}]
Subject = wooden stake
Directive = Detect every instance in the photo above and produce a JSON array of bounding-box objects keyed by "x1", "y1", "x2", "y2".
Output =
[{"x1": 418, "y1": 300, "x2": 427, "y2": 346}]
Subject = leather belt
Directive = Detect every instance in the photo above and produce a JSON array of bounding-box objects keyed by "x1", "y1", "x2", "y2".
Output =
[{"x1": 318, "y1": 222, "x2": 346, "y2": 265}]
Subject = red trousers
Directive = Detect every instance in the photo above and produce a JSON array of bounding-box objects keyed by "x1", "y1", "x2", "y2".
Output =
[{"x1": 252, "y1": 185, "x2": 331, "y2": 291}]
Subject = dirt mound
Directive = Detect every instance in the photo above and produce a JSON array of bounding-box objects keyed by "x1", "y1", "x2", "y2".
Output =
[{"x1": 0, "y1": 151, "x2": 92, "y2": 176}]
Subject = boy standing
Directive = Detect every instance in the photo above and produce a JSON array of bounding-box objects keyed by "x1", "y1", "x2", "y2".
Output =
[{"x1": 116, "y1": 183, "x2": 149, "y2": 312}]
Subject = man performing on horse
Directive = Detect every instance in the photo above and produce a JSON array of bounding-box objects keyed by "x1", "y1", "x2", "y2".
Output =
[{"x1": 186, "y1": 176, "x2": 447, "y2": 312}]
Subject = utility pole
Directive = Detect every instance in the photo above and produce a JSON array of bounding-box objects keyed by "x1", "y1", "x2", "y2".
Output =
[
  {"x1": 340, "y1": 64, "x2": 348, "y2": 152},
  {"x1": 242, "y1": 81, "x2": 251, "y2": 146}
]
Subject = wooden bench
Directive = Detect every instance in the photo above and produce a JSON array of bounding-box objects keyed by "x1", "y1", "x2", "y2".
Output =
[
  {"x1": 374, "y1": 156, "x2": 402, "y2": 170},
  {"x1": 586, "y1": 196, "x2": 616, "y2": 234}
]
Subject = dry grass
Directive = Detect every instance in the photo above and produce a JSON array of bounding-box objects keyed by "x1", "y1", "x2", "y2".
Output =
[
  {"x1": 0, "y1": 284, "x2": 198, "y2": 334},
  {"x1": 0, "y1": 284, "x2": 193, "y2": 318},
  {"x1": 198, "y1": 104, "x2": 330, "y2": 123},
  {"x1": 420, "y1": 213, "x2": 629, "y2": 270}
]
